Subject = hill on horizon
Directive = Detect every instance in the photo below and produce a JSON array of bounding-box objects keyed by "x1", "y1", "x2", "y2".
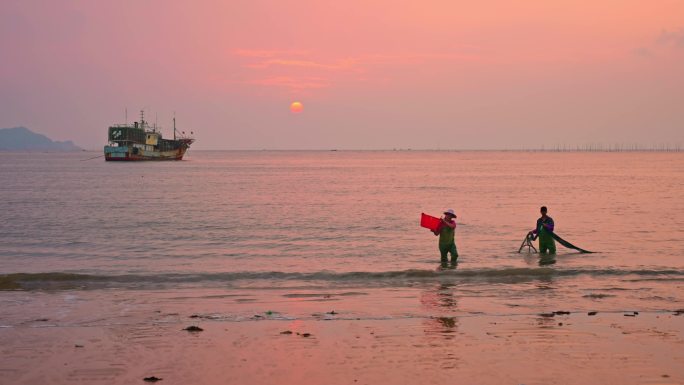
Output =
[{"x1": 0, "y1": 127, "x2": 82, "y2": 151}]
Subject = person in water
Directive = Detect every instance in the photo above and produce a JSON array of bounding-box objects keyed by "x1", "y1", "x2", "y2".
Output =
[
  {"x1": 529, "y1": 206, "x2": 556, "y2": 255},
  {"x1": 433, "y1": 209, "x2": 458, "y2": 266}
]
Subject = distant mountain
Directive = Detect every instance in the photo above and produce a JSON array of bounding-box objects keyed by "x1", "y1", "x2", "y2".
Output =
[{"x1": 0, "y1": 127, "x2": 82, "y2": 151}]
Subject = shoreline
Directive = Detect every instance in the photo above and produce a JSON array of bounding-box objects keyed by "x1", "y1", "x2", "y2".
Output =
[{"x1": 1, "y1": 308, "x2": 682, "y2": 385}]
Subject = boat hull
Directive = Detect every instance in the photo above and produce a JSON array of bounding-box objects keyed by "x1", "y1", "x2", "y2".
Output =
[{"x1": 104, "y1": 145, "x2": 188, "y2": 161}]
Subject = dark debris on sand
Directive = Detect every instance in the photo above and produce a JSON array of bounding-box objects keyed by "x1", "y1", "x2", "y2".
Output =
[
  {"x1": 143, "y1": 376, "x2": 163, "y2": 382},
  {"x1": 183, "y1": 326, "x2": 204, "y2": 332},
  {"x1": 588, "y1": 311, "x2": 598, "y2": 316},
  {"x1": 281, "y1": 330, "x2": 312, "y2": 337}
]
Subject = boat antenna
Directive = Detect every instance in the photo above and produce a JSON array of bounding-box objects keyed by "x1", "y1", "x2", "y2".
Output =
[
  {"x1": 140, "y1": 110, "x2": 145, "y2": 128},
  {"x1": 173, "y1": 112, "x2": 176, "y2": 140},
  {"x1": 155, "y1": 113, "x2": 158, "y2": 132},
  {"x1": 125, "y1": 107, "x2": 128, "y2": 125}
]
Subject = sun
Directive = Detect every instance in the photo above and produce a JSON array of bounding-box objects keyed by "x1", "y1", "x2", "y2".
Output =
[{"x1": 290, "y1": 101, "x2": 303, "y2": 113}]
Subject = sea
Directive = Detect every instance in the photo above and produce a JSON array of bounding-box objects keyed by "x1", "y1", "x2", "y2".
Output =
[{"x1": 1, "y1": 150, "x2": 683, "y2": 324}]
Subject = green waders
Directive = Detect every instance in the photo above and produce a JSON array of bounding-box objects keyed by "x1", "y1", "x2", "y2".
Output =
[
  {"x1": 538, "y1": 228, "x2": 556, "y2": 255},
  {"x1": 438, "y1": 225, "x2": 458, "y2": 265}
]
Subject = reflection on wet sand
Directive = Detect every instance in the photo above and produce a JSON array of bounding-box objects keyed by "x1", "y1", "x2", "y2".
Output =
[
  {"x1": 420, "y1": 284, "x2": 460, "y2": 341},
  {"x1": 420, "y1": 284, "x2": 459, "y2": 311},
  {"x1": 534, "y1": 274, "x2": 557, "y2": 291}
]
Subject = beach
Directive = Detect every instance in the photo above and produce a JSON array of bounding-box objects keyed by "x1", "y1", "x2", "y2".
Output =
[
  {"x1": 1, "y1": 151, "x2": 683, "y2": 384},
  {"x1": 2, "y1": 287, "x2": 683, "y2": 385}
]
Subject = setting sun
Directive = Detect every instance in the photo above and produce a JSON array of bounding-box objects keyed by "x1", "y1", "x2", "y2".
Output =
[{"x1": 290, "y1": 101, "x2": 303, "y2": 113}]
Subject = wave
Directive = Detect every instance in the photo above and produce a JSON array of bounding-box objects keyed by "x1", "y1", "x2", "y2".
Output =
[
  {"x1": 0, "y1": 267, "x2": 684, "y2": 290},
  {"x1": 2, "y1": 268, "x2": 684, "y2": 290}
]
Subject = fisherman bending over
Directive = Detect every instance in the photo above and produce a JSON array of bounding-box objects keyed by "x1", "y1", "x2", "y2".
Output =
[
  {"x1": 433, "y1": 209, "x2": 458, "y2": 267},
  {"x1": 529, "y1": 206, "x2": 556, "y2": 255}
]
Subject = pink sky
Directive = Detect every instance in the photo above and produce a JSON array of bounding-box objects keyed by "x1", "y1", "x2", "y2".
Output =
[{"x1": 1, "y1": 0, "x2": 683, "y2": 150}]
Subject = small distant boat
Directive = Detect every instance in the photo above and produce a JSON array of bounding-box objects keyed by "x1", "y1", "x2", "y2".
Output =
[{"x1": 104, "y1": 110, "x2": 195, "y2": 161}]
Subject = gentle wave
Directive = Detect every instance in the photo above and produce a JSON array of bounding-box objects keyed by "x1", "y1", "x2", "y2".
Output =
[{"x1": 2, "y1": 268, "x2": 684, "y2": 290}]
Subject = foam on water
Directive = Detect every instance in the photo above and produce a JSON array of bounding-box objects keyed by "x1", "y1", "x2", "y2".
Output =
[{"x1": 2, "y1": 267, "x2": 683, "y2": 291}]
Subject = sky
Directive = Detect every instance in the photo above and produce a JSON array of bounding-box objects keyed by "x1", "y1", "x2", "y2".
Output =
[{"x1": 1, "y1": 0, "x2": 683, "y2": 150}]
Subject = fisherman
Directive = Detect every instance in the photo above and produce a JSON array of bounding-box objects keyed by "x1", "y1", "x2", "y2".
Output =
[
  {"x1": 529, "y1": 206, "x2": 556, "y2": 255},
  {"x1": 433, "y1": 209, "x2": 458, "y2": 266}
]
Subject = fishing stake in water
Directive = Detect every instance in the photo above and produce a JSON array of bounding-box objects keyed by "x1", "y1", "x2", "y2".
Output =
[{"x1": 518, "y1": 233, "x2": 537, "y2": 253}]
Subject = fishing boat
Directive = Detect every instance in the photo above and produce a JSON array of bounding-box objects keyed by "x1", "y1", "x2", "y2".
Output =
[{"x1": 104, "y1": 110, "x2": 194, "y2": 161}]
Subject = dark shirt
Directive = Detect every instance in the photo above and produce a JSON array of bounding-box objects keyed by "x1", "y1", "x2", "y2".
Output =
[{"x1": 533, "y1": 216, "x2": 554, "y2": 235}]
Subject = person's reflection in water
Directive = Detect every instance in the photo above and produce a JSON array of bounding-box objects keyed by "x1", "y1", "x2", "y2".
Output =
[
  {"x1": 538, "y1": 254, "x2": 556, "y2": 266},
  {"x1": 524, "y1": 252, "x2": 556, "y2": 266},
  {"x1": 420, "y1": 284, "x2": 459, "y2": 338},
  {"x1": 418, "y1": 284, "x2": 462, "y2": 370},
  {"x1": 532, "y1": 272, "x2": 559, "y2": 328}
]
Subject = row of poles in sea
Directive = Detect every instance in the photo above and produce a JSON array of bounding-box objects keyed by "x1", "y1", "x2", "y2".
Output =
[{"x1": 520, "y1": 143, "x2": 682, "y2": 152}]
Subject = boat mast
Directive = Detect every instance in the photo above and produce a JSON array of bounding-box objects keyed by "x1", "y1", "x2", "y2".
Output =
[{"x1": 173, "y1": 114, "x2": 176, "y2": 140}]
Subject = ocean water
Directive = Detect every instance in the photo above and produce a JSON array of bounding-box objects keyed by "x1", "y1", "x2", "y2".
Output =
[{"x1": 0, "y1": 151, "x2": 683, "y2": 322}]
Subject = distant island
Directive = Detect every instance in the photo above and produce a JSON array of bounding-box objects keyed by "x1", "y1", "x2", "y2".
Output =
[{"x1": 0, "y1": 127, "x2": 82, "y2": 151}]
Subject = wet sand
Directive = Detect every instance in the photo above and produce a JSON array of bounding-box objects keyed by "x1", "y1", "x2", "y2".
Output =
[{"x1": 2, "y1": 310, "x2": 682, "y2": 385}]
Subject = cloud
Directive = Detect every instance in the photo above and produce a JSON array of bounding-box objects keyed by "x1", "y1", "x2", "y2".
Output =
[
  {"x1": 656, "y1": 28, "x2": 684, "y2": 47},
  {"x1": 635, "y1": 28, "x2": 684, "y2": 59},
  {"x1": 362, "y1": 52, "x2": 481, "y2": 64},
  {"x1": 240, "y1": 52, "x2": 477, "y2": 71},
  {"x1": 633, "y1": 46, "x2": 653, "y2": 58},
  {"x1": 234, "y1": 49, "x2": 481, "y2": 93},
  {"x1": 233, "y1": 49, "x2": 308, "y2": 58},
  {"x1": 244, "y1": 76, "x2": 331, "y2": 90},
  {"x1": 244, "y1": 58, "x2": 360, "y2": 71}
]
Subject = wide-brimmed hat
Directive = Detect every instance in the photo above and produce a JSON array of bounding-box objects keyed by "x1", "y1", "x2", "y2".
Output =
[{"x1": 443, "y1": 209, "x2": 456, "y2": 217}]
